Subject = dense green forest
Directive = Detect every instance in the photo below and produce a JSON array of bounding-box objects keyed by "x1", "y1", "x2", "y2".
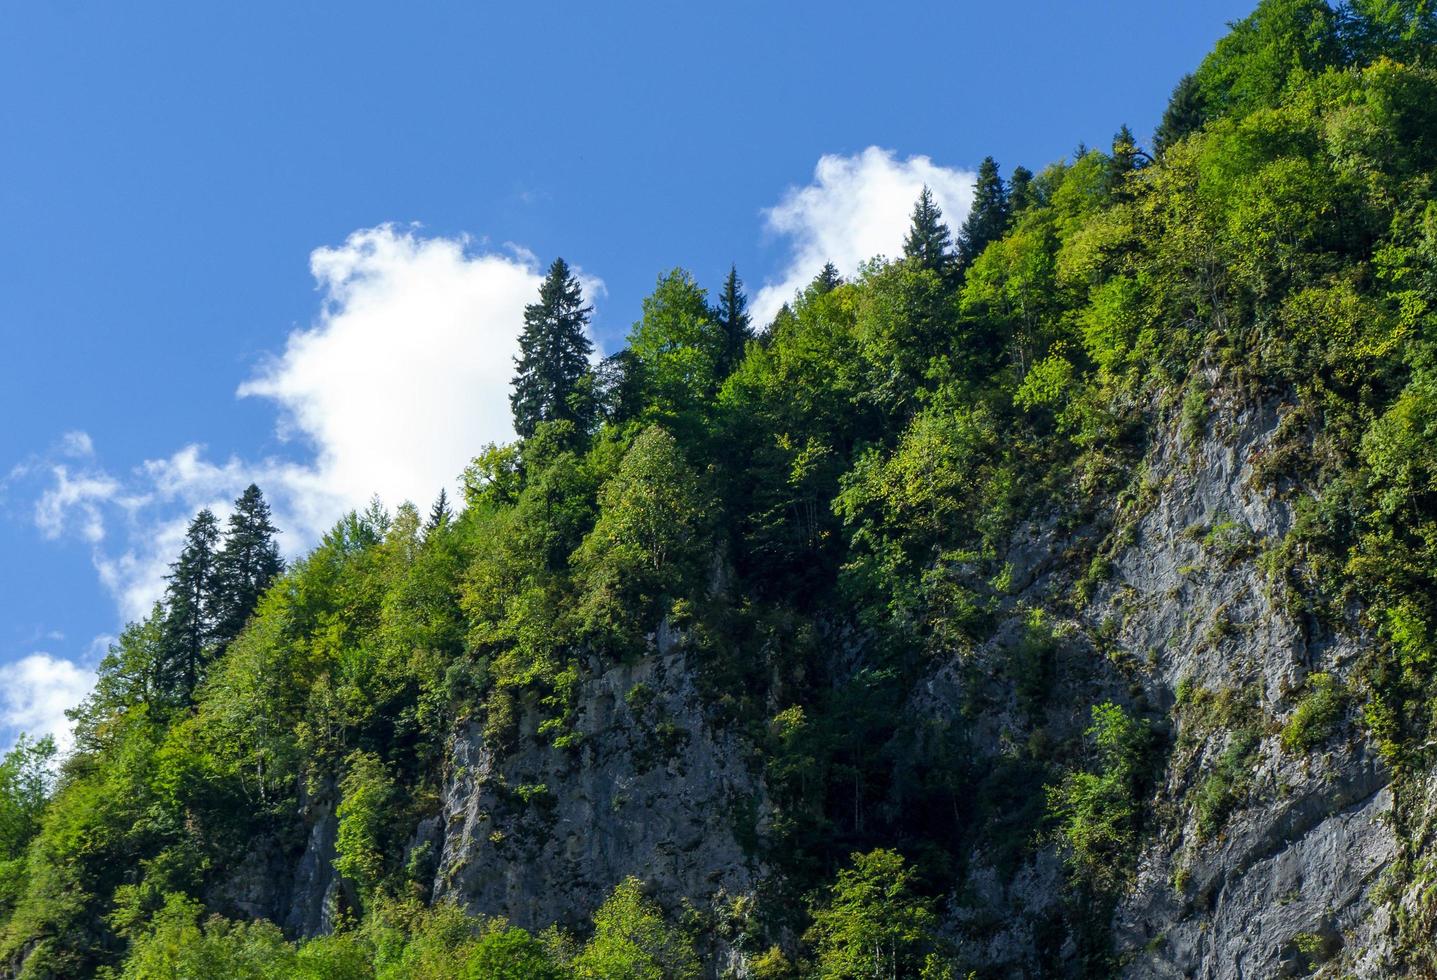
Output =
[{"x1": 4, "y1": 1, "x2": 1437, "y2": 975}]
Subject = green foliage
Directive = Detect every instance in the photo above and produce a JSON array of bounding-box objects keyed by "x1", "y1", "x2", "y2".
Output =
[
  {"x1": 571, "y1": 877, "x2": 700, "y2": 980},
  {"x1": 1047, "y1": 702, "x2": 1152, "y2": 894},
  {"x1": 335, "y1": 751, "x2": 396, "y2": 899},
  {"x1": 575, "y1": 425, "x2": 711, "y2": 652},
  {"x1": 511, "y1": 257, "x2": 595, "y2": 440},
  {"x1": 627, "y1": 269, "x2": 726, "y2": 441},
  {"x1": 957, "y1": 157, "x2": 1010, "y2": 270},
  {"x1": 1193, "y1": 729, "x2": 1260, "y2": 840},
  {"x1": 1281, "y1": 672, "x2": 1347, "y2": 753},
  {"x1": 805, "y1": 849, "x2": 947, "y2": 979},
  {"x1": 903, "y1": 186, "x2": 955, "y2": 277},
  {"x1": 12, "y1": 11, "x2": 1437, "y2": 973}
]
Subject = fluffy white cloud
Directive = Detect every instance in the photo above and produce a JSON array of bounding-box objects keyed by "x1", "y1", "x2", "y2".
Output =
[
  {"x1": 27, "y1": 225, "x2": 591, "y2": 624},
  {"x1": 0, "y1": 653, "x2": 95, "y2": 754},
  {"x1": 753, "y1": 146, "x2": 976, "y2": 326},
  {"x1": 238, "y1": 225, "x2": 559, "y2": 531}
]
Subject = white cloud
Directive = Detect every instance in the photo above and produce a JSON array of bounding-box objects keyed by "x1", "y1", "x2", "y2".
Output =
[
  {"x1": 753, "y1": 146, "x2": 976, "y2": 326},
  {"x1": 0, "y1": 653, "x2": 95, "y2": 754},
  {"x1": 59, "y1": 431, "x2": 95, "y2": 458},
  {"x1": 237, "y1": 224, "x2": 571, "y2": 532},
  {"x1": 34, "y1": 465, "x2": 120, "y2": 543},
  {"x1": 25, "y1": 225, "x2": 595, "y2": 624}
]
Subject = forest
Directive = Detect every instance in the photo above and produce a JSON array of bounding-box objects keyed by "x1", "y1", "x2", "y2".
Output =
[{"x1": 4, "y1": 1, "x2": 1437, "y2": 976}]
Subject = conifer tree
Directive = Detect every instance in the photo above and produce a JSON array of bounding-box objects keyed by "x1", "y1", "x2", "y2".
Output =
[
  {"x1": 211, "y1": 485, "x2": 283, "y2": 650},
  {"x1": 902, "y1": 186, "x2": 954, "y2": 276},
  {"x1": 1008, "y1": 166, "x2": 1035, "y2": 216},
  {"x1": 714, "y1": 264, "x2": 752, "y2": 377},
  {"x1": 510, "y1": 258, "x2": 594, "y2": 440},
  {"x1": 426, "y1": 487, "x2": 452, "y2": 532},
  {"x1": 813, "y1": 262, "x2": 843, "y2": 294},
  {"x1": 1154, "y1": 74, "x2": 1205, "y2": 155},
  {"x1": 957, "y1": 157, "x2": 1009, "y2": 270},
  {"x1": 159, "y1": 509, "x2": 221, "y2": 699}
]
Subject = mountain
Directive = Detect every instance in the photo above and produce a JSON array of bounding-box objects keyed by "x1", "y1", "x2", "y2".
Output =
[{"x1": 4, "y1": 1, "x2": 1437, "y2": 976}]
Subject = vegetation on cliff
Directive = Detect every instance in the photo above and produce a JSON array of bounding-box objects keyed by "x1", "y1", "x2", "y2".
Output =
[{"x1": 3, "y1": 1, "x2": 1437, "y2": 975}]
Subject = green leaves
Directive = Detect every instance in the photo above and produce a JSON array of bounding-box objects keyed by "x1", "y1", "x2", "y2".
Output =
[{"x1": 805, "y1": 849, "x2": 945, "y2": 979}]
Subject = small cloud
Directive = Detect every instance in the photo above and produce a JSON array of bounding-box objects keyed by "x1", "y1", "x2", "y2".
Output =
[
  {"x1": 753, "y1": 146, "x2": 976, "y2": 326},
  {"x1": 34, "y1": 465, "x2": 120, "y2": 543},
  {"x1": 59, "y1": 431, "x2": 95, "y2": 458},
  {"x1": 0, "y1": 653, "x2": 95, "y2": 754}
]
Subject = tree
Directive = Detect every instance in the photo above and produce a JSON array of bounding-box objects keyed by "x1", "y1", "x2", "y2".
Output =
[
  {"x1": 1108, "y1": 125, "x2": 1149, "y2": 199},
  {"x1": 1046, "y1": 702, "x2": 1152, "y2": 893},
  {"x1": 575, "y1": 426, "x2": 710, "y2": 650},
  {"x1": 572, "y1": 878, "x2": 700, "y2": 980},
  {"x1": 714, "y1": 264, "x2": 753, "y2": 377},
  {"x1": 1192, "y1": 0, "x2": 1341, "y2": 118},
  {"x1": 426, "y1": 488, "x2": 452, "y2": 532},
  {"x1": 1154, "y1": 74, "x2": 1205, "y2": 155},
  {"x1": 511, "y1": 258, "x2": 595, "y2": 440},
  {"x1": 957, "y1": 157, "x2": 1009, "y2": 270},
  {"x1": 159, "y1": 508, "x2": 222, "y2": 700},
  {"x1": 212, "y1": 484, "x2": 283, "y2": 650},
  {"x1": 806, "y1": 849, "x2": 946, "y2": 979},
  {"x1": 594, "y1": 349, "x2": 645, "y2": 427},
  {"x1": 626, "y1": 269, "x2": 724, "y2": 439},
  {"x1": 1007, "y1": 166, "x2": 1035, "y2": 216},
  {"x1": 813, "y1": 261, "x2": 844, "y2": 294},
  {"x1": 0, "y1": 734, "x2": 56, "y2": 917},
  {"x1": 1343, "y1": 0, "x2": 1437, "y2": 63},
  {"x1": 902, "y1": 186, "x2": 954, "y2": 276}
]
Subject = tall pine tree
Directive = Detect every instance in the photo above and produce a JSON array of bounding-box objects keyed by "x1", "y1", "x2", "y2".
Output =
[
  {"x1": 902, "y1": 186, "x2": 954, "y2": 276},
  {"x1": 211, "y1": 485, "x2": 283, "y2": 650},
  {"x1": 714, "y1": 264, "x2": 752, "y2": 377},
  {"x1": 158, "y1": 509, "x2": 221, "y2": 700},
  {"x1": 957, "y1": 157, "x2": 1009, "y2": 270},
  {"x1": 511, "y1": 258, "x2": 594, "y2": 440}
]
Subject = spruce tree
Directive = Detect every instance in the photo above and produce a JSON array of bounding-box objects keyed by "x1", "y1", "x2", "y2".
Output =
[
  {"x1": 957, "y1": 157, "x2": 1009, "y2": 270},
  {"x1": 510, "y1": 258, "x2": 595, "y2": 440},
  {"x1": 1008, "y1": 166, "x2": 1035, "y2": 216},
  {"x1": 159, "y1": 508, "x2": 221, "y2": 700},
  {"x1": 902, "y1": 186, "x2": 954, "y2": 276},
  {"x1": 1154, "y1": 74, "x2": 1205, "y2": 155},
  {"x1": 426, "y1": 487, "x2": 452, "y2": 532},
  {"x1": 813, "y1": 262, "x2": 843, "y2": 294},
  {"x1": 211, "y1": 485, "x2": 283, "y2": 650},
  {"x1": 714, "y1": 264, "x2": 752, "y2": 377}
]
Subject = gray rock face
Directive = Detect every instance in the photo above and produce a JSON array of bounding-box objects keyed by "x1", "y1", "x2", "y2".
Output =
[
  {"x1": 908, "y1": 395, "x2": 1399, "y2": 976},
  {"x1": 1099, "y1": 401, "x2": 1396, "y2": 977},
  {"x1": 431, "y1": 625, "x2": 765, "y2": 961}
]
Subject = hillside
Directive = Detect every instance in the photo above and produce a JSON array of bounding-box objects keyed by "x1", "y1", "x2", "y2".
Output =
[{"x1": 4, "y1": 2, "x2": 1437, "y2": 976}]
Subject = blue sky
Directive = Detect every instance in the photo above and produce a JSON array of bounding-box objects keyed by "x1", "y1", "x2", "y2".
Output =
[{"x1": 0, "y1": 1, "x2": 1253, "y2": 749}]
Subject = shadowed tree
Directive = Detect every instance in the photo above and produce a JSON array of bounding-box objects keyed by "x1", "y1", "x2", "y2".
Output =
[
  {"x1": 958, "y1": 156, "x2": 1009, "y2": 270},
  {"x1": 1154, "y1": 74, "x2": 1205, "y2": 155},
  {"x1": 211, "y1": 484, "x2": 283, "y2": 650},
  {"x1": 1008, "y1": 165, "x2": 1035, "y2": 216},
  {"x1": 813, "y1": 261, "x2": 844, "y2": 294},
  {"x1": 714, "y1": 264, "x2": 753, "y2": 377},
  {"x1": 159, "y1": 509, "x2": 221, "y2": 699}
]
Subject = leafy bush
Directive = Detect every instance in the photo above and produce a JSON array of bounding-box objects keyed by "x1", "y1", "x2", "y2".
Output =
[{"x1": 1281, "y1": 673, "x2": 1346, "y2": 753}]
